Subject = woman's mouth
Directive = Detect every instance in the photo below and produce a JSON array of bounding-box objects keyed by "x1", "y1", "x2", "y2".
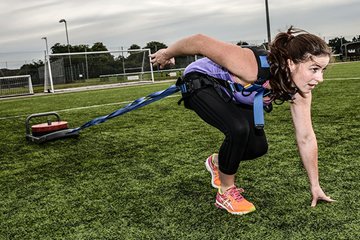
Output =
[{"x1": 308, "y1": 83, "x2": 317, "y2": 89}]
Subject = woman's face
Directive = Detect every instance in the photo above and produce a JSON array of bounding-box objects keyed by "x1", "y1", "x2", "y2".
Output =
[{"x1": 288, "y1": 55, "x2": 330, "y2": 94}]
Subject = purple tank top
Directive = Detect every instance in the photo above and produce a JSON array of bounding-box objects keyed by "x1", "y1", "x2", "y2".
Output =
[
  {"x1": 183, "y1": 57, "x2": 258, "y2": 106},
  {"x1": 184, "y1": 57, "x2": 233, "y2": 81}
]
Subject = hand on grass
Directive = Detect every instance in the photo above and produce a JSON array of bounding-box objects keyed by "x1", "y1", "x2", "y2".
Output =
[
  {"x1": 311, "y1": 185, "x2": 335, "y2": 207},
  {"x1": 150, "y1": 49, "x2": 175, "y2": 69}
]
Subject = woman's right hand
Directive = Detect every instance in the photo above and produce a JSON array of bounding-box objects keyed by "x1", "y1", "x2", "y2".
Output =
[
  {"x1": 150, "y1": 49, "x2": 175, "y2": 69},
  {"x1": 310, "y1": 185, "x2": 335, "y2": 207}
]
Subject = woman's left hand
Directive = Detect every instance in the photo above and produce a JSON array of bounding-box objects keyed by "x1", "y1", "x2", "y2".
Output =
[{"x1": 311, "y1": 185, "x2": 336, "y2": 207}]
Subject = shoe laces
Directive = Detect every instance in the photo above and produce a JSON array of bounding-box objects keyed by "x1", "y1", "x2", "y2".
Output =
[
  {"x1": 226, "y1": 186, "x2": 245, "y2": 201},
  {"x1": 211, "y1": 155, "x2": 218, "y2": 169}
]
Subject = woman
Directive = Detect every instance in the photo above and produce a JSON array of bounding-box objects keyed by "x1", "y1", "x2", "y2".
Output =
[{"x1": 150, "y1": 26, "x2": 335, "y2": 215}]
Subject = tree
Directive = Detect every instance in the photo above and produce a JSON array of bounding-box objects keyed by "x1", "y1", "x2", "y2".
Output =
[
  {"x1": 144, "y1": 41, "x2": 167, "y2": 54},
  {"x1": 328, "y1": 37, "x2": 349, "y2": 54},
  {"x1": 128, "y1": 44, "x2": 141, "y2": 50},
  {"x1": 91, "y1": 42, "x2": 108, "y2": 52},
  {"x1": 51, "y1": 43, "x2": 92, "y2": 54},
  {"x1": 72, "y1": 44, "x2": 91, "y2": 53},
  {"x1": 49, "y1": 42, "x2": 120, "y2": 80},
  {"x1": 123, "y1": 44, "x2": 145, "y2": 72},
  {"x1": 87, "y1": 42, "x2": 117, "y2": 77},
  {"x1": 51, "y1": 43, "x2": 69, "y2": 54},
  {"x1": 236, "y1": 41, "x2": 249, "y2": 46},
  {"x1": 19, "y1": 60, "x2": 44, "y2": 85}
]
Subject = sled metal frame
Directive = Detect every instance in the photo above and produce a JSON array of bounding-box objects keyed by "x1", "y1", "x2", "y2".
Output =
[{"x1": 25, "y1": 112, "x2": 79, "y2": 143}]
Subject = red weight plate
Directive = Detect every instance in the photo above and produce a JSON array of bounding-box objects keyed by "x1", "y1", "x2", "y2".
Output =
[{"x1": 32, "y1": 121, "x2": 68, "y2": 134}]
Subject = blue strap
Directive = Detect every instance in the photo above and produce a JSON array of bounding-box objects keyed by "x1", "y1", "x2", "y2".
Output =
[
  {"x1": 69, "y1": 80, "x2": 267, "y2": 135},
  {"x1": 70, "y1": 84, "x2": 180, "y2": 133},
  {"x1": 243, "y1": 84, "x2": 263, "y2": 92},
  {"x1": 253, "y1": 88, "x2": 265, "y2": 129},
  {"x1": 229, "y1": 82, "x2": 263, "y2": 93},
  {"x1": 228, "y1": 81, "x2": 266, "y2": 128}
]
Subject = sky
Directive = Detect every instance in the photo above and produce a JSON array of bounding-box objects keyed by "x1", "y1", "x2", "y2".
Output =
[{"x1": 0, "y1": 0, "x2": 359, "y2": 68}]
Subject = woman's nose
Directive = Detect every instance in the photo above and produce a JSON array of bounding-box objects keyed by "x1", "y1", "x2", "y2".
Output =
[{"x1": 316, "y1": 73, "x2": 324, "y2": 83}]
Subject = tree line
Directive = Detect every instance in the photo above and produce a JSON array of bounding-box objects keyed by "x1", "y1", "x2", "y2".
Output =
[
  {"x1": 2, "y1": 41, "x2": 171, "y2": 84},
  {"x1": 328, "y1": 35, "x2": 360, "y2": 54}
]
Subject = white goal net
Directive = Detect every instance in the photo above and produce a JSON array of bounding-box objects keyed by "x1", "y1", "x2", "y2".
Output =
[
  {"x1": 44, "y1": 49, "x2": 154, "y2": 93},
  {"x1": 0, "y1": 75, "x2": 34, "y2": 97}
]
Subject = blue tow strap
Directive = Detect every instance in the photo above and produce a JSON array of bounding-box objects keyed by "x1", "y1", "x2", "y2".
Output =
[
  {"x1": 228, "y1": 82, "x2": 266, "y2": 129},
  {"x1": 70, "y1": 84, "x2": 180, "y2": 133},
  {"x1": 69, "y1": 81, "x2": 267, "y2": 134}
]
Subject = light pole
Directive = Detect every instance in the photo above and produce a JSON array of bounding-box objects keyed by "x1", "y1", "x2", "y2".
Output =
[
  {"x1": 41, "y1": 37, "x2": 49, "y2": 55},
  {"x1": 41, "y1": 37, "x2": 54, "y2": 93},
  {"x1": 265, "y1": 0, "x2": 271, "y2": 44},
  {"x1": 59, "y1": 19, "x2": 74, "y2": 82}
]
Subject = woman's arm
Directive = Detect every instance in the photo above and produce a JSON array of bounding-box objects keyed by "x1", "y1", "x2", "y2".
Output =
[
  {"x1": 290, "y1": 92, "x2": 335, "y2": 207},
  {"x1": 150, "y1": 34, "x2": 258, "y2": 82}
]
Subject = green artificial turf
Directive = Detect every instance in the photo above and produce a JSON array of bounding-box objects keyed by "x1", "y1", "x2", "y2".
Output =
[{"x1": 0, "y1": 62, "x2": 359, "y2": 239}]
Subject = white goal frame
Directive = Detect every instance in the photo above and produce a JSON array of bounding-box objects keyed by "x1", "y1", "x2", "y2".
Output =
[
  {"x1": 44, "y1": 49, "x2": 154, "y2": 93},
  {"x1": 0, "y1": 75, "x2": 34, "y2": 97}
]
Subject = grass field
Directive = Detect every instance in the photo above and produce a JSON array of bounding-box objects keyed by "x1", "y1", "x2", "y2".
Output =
[{"x1": 0, "y1": 62, "x2": 359, "y2": 239}]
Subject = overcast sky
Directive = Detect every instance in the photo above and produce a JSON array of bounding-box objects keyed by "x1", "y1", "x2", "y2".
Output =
[{"x1": 0, "y1": 0, "x2": 359, "y2": 68}]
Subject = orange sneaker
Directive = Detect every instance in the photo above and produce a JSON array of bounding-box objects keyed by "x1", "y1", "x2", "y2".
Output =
[
  {"x1": 205, "y1": 154, "x2": 221, "y2": 188},
  {"x1": 215, "y1": 186, "x2": 256, "y2": 215}
]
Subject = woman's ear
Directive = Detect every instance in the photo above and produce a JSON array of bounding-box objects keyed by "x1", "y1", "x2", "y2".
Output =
[{"x1": 287, "y1": 59, "x2": 296, "y2": 72}]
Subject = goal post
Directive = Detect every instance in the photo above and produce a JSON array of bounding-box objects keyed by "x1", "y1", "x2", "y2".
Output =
[
  {"x1": 45, "y1": 49, "x2": 154, "y2": 93},
  {"x1": 0, "y1": 75, "x2": 34, "y2": 97}
]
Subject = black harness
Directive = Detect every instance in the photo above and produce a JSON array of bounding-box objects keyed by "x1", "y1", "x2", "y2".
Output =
[{"x1": 176, "y1": 46, "x2": 272, "y2": 129}]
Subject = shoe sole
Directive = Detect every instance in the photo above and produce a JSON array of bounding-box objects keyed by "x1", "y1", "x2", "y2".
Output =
[
  {"x1": 215, "y1": 201, "x2": 256, "y2": 215},
  {"x1": 205, "y1": 157, "x2": 220, "y2": 189}
]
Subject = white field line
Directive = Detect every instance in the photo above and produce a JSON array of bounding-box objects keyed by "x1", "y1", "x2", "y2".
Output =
[
  {"x1": 329, "y1": 61, "x2": 360, "y2": 65},
  {"x1": 0, "y1": 80, "x2": 176, "y2": 102},
  {"x1": 325, "y1": 77, "x2": 360, "y2": 80},
  {"x1": 0, "y1": 94, "x2": 181, "y2": 121}
]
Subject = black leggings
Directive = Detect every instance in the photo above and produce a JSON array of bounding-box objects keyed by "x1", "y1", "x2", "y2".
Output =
[{"x1": 184, "y1": 86, "x2": 268, "y2": 175}]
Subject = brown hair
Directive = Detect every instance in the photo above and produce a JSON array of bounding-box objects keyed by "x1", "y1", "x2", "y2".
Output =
[{"x1": 268, "y1": 26, "x2": 331, "y2": 102}]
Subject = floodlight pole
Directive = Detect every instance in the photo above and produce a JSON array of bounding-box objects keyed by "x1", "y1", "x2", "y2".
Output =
[
  {"x1": 59, "y1": 19, "x2": 74, "y2": 82},
  {"x1": 41, "y1": 37, "x2": 54, "y2": 93},
  {"x1": 265, "y1": 0, "x2": 271, "y2": 44},
  {"x1": 41, "y1": 37, "x2": 49, "y2": 55}
]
